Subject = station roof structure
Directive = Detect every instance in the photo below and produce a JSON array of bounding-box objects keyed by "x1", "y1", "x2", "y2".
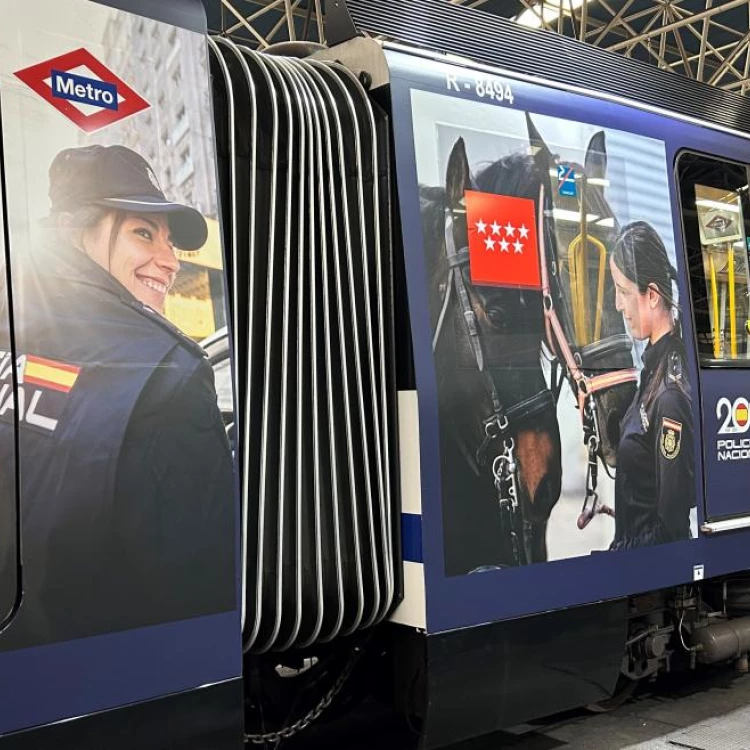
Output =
[{"x1": 203, "y1": 0, "x2": 750, "y2": 95}]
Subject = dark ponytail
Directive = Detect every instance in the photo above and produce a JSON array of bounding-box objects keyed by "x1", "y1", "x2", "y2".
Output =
[
  {"x1": 612, "y1": 221, "x2": 685, "y2": 408},
  {"x1": 611, "y1": 221, "x2": 678, "y2": 309}
]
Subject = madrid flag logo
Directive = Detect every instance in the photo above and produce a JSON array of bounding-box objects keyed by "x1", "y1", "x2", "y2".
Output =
[
  {"x1": 14, "y1": 48, "x2": 149, "y2": 133},
  {"x1": 464, "y1": 190, "x2": 541, "y2": 290}
]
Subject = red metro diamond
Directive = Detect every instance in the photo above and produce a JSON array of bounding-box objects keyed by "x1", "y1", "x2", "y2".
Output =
[{"x1": 14, "y1": 48, "x2": 150, "y2": 134}]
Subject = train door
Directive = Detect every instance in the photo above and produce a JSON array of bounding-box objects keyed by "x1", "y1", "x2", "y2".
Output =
[
  {"x1": 677, "y1": 152, "x2": 750, "y2": 529},
  {"x1": 0, "y1": 124, "x2": 20, "y2": 628}
]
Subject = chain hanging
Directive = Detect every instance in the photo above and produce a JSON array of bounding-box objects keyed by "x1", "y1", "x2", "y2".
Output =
[
  {"x1": 244, "y1": 644, "x2": 365, "y2": 747},
  {"x1": 477, "y1": 411, "x2": 509, "y2": 468},
  {"x1": 492, "y1": 437, "x2": 526, "y2": 566},
  {"x1": 577, "y1": 394, "x2": 614, "y2": 529}
]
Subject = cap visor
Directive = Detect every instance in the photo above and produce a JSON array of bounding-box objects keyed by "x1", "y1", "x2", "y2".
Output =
[{"x1": 97, "y1": 196, "x2": 208, "y2": 251}]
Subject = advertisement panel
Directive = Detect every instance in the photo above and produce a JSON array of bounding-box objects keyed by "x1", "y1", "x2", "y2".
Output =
[
  {"x1": 0, "y1": 0, "x2": 236, "y2": 653},
  {"x1": 410, "y1": 86, "x2": 698, "y2": 577},
  {"x1": 701, "y1": 370, "x2": 750, "y2": 519}
]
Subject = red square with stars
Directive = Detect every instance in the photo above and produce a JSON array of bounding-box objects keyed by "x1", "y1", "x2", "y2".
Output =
[{"x1": 464, "y1": 190, "x2": 541, "y2": 290}]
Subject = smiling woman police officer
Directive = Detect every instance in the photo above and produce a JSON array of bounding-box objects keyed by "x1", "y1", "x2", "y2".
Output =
[
  {"x1": 0, "y1": 145, "x2": 235, "y2": 647},
  {"x1": 608, "y1": 221, "x2": 695, "y2": 551}
]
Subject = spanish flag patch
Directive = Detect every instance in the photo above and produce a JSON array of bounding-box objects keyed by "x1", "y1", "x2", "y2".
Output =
[{"x1": 22, "y1": 355, "x2": 80, "y2": 393}]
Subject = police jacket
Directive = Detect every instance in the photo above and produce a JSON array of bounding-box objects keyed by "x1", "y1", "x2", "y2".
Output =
[
  {"x1": 0, "y1": 242, "x2": 235, "y2": 648},
  {"x1": 610, "y1": 332, "x2": 694, "y2": 551}
]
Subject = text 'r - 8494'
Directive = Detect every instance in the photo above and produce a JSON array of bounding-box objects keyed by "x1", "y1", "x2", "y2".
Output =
[{"x1": 445, "y1": 72, "x2": 515, "y2": 105}]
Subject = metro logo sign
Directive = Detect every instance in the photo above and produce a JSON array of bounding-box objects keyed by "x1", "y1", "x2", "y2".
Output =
[
  {"x1": 14, "y1": 48, "x2": 149, "y2": 133},
  {"x1": 51, "y1": 70, "x2": 119, "y2": 111}
]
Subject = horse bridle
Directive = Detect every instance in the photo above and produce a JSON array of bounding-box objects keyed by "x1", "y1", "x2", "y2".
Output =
[
  {"x1": 536, "y1": 183, "x2": 639, "y2": 528},
  {"x1": 434, "y1": 197, "x2": 555, "y2": 567},
  {"x1": 434, "y1": 173, "x2": 645, "y2": 565}
]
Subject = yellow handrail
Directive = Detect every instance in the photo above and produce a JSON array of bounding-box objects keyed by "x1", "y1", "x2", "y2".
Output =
[
  {"x1": 568, "y1": 234, "x2": 607, "y2": 345},
  {"x1": 728, "y1": 245, "x2": 737, "y2": 358},
  {"x1": 709, "y1": 253, "x2": 720, "y2": 358}
]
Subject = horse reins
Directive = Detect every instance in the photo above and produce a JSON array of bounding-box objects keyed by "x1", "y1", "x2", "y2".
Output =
[
  {"x1": 537, "y1": 185, "x2": 639, "y2": 412},
  {"x1": 536, "y1": 183, "x2": 639, "y2": 528},
  {"x1": 433, "y1": 178, "x2": 642, "y2": 560}
]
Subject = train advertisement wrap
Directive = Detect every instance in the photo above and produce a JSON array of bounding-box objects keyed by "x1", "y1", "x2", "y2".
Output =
[
  {"x1": 384, "y1": 48, "x2": 731, "y2": 632},
  {"x1": 0, "y1": 0, "x2": 239, "y2": 734},
  {"x1": 410, "y1": 87, "x2": 698, "y2": 577}
]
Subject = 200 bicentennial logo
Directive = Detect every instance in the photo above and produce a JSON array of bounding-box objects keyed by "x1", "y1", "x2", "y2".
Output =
[{"x1": 716, "y1": 396, "x2": 750, "y2": 461}]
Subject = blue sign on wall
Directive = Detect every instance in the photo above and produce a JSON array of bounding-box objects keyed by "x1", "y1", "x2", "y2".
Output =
[{"x1": 557, "y1": 164, "x2": 577, "y2": 196}]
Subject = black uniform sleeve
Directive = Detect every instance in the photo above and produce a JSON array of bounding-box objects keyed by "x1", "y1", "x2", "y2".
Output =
[
  {"x1": 625, "y1": 387, "x2": 695, "y2": 549},
  {"x1": 112, "y1": 355, "x2": 236, "y2": 628}
]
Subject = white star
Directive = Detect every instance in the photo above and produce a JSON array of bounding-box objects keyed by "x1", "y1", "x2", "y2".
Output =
[
  {"x1": 513, "y1": 240, "x2": 524, "y2": 254},
  {"x1": 504, "y1": 222, "x2": 516, "y2": 237},
  {"x1": 519, "y1": 224, "x2": 529, "y2": 239},
  {"x1": 484, "y1": 236, "x2": 496, "y2": 251},
  {"x1": 476, "y1": 219, "x2": 487, "y2": 235},
  {"x1": 490, "y1": 221, "x2": 502, "y2": 236},
  {"x1": 499, "y1": 238, "x2": 510, "y2": 252}
]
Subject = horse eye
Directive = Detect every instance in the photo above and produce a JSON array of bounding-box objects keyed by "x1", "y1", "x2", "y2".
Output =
[{"x1": 486, "y1": 307, "x2": 507, "y2": 328}]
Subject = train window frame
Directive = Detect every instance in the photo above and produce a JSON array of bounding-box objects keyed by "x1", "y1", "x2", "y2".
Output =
[
  {"x1": 0, "y1": 123, "x2": 22, "y2": 631},
  {"x1": 675, "y1": 149, "x2": 750, "y2": 369}
]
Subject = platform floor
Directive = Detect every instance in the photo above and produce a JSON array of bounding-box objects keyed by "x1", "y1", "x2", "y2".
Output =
[
  {"x1": 493, "y1": 666, "x2": 750, "y2": 750},
  {"x1": 293, "y1": 665, "x2": 750, "y2": 750}
]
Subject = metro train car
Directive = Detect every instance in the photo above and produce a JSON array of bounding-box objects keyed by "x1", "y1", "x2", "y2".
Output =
[{"x1": 3, "y1": 0, "x2": 750, "y2": 747}]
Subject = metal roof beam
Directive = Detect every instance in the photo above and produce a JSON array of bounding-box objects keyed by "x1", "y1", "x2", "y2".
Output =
[
  {"x1": 608, "y1": 0, "x2": 690, "y2": 30},
  {"x1": 669, "y1": 6, "x2": 749, "y2": 39},
  {"x1": 613, "y1": 6, "x2": 670, "y2": 58},
  {"x1": 708, "y1": 29, "x2": 750, "y2": 85},
  {"x1": 219, "y1": 0, "x2": 270, "y2": 46},
  {"x1": 579, "y1": 0, "x2": 588, "y2": 41},
  {"x1": 220, "y1": 0, "x2": 317, "y2": 38},
  {"x1": 667, "y1": 4, "x2": 695, "y2": 78},
  {"x1": 221, "y1": 0, "x2": 285, "y2": 36},
  {"x1": 676, "y1": 20, "x2": 745, "y2": 82},
  {"x1": 697, "y1": 0, "x2": 713, "y2": 80},
  {"x1": 591, "y1": 0, "x2": 672, "y2": 68},
  {"x1": 515, "y1": 0, "x2": 554, "y2": 31},
  {"x1": 284, "y1": 0, "x2": 297, "y2": 40},
  {"x1": 573, "y1": 5, "x2": 709, "y2": 71},
  {"x1": 265, "y1": 0, "x2": 304, "y2": 42},
  {"x1": 589, "y1": 0, "x2": 637, "y2": 45},
  {"x1": 608, "y1": 0, "x2": 750, "y2": 52}
]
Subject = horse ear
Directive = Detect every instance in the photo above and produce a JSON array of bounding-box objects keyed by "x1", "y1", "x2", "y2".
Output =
[
  {"x1": 526, "y1": 113, "x2": 553, "y2": 176},
  {"x1": 446, "y1": 137, "x2": 472, "y2": 207},
  {"x1": 585, "y1": 131, "x2": 607, "y2": 182}
]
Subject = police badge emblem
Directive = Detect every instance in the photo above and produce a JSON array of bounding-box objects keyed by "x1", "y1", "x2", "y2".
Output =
[{"x1": 660, "y1": 417, "x2": 682, "y2": 460}]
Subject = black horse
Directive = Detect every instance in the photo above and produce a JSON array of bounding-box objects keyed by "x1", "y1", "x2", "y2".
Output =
[
  {"x1": 421, "y1": 121, "x2": 635, "y2": 576},
  {"x1": 422, "y1": 136, "x2": 561, "y2": 575}
]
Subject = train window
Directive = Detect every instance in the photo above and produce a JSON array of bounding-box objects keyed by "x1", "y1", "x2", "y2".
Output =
[{"x1": 677, "y1": 152, "x2": 750, "y2": 366}]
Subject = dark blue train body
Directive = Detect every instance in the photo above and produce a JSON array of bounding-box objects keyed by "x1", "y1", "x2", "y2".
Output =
[{"x1": 1, "y1": 0, "x2": 750, "y2": 748}]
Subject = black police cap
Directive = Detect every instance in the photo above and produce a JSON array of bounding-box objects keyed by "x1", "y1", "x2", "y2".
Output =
[{"x1": 48, "y1": 145, "x2": 208, "y2": 251}]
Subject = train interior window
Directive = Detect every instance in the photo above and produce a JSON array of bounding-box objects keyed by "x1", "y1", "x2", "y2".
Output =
[{"x1": 677, "y1": 153, "x2": 750, "y2": 366}]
